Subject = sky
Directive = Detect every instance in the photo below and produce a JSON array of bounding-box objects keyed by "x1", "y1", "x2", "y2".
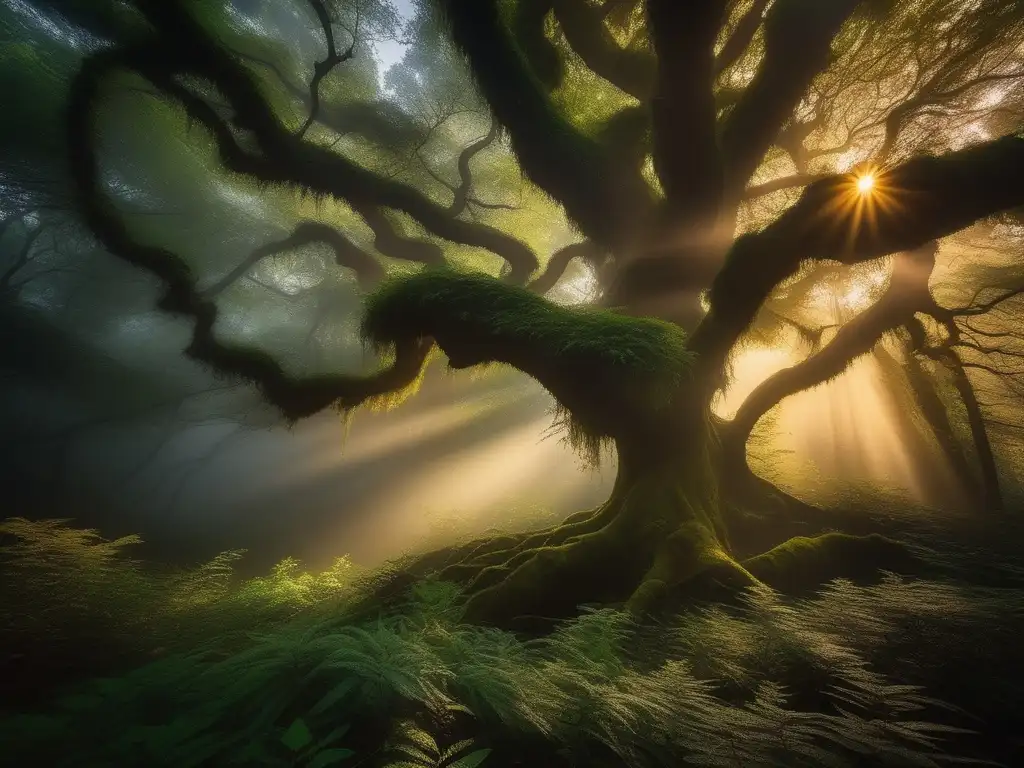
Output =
[{"x1": 374, "y1": 0, "x2": 415, "y2": 80}]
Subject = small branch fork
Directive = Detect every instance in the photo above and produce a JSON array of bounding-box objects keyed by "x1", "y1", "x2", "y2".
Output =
[{"x1": 297, "y1": 0, "x2": 360, "y2": 138}]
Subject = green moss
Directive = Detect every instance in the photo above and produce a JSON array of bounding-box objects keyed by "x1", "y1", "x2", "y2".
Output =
[
  {"x1": 361, "y1": 267, "x2": 697, "y2": 462},
  {"x1": 362, "y1": 267, "x2": 691, "y2": 374},
  {"x1": 743, "y1": 533, "x2": 918, "y2": 595}
]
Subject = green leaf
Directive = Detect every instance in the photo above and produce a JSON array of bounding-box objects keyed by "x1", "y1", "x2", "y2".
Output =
[
  {"x1": 310, "y1": 679, "x2": 358, "y2": 715},
  {"x1": 307, "y1": 747, "x2": 356, "y2": 767},
  {"x1": 282, "y1": 718, "x2": 314, "y2": 752},
  {"x1": 447, "y1": 748, "x2": 491, "y2": 768},
  {"x1": 392, "y1": 744, "x2": 434, "y2": 764},
  {"x1": 439, "y1": 740, "x2": 475, "y2": 762},
  {"x1": 314, "y1": 723, "x2": 351, "y2": 750}
]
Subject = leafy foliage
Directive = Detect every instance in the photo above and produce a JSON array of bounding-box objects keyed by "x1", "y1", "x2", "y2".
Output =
[
  {"x1": 5, "y1": 518, "x2": 1022, "y2": 767},
  {"x1": 0, "y1": 517, "x2": 362, "y2": 667}
]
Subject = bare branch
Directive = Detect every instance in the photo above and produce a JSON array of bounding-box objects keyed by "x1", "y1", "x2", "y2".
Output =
[
  {"x1": 202, "y1": 221, "x2": 383, "y2": 298},
  {"x1": 719, "y1": 0, "x2": 861, "y2": 203},
  {"x1": 723, "y1": 242, "x2": 939, "y2": 458},
  {"x1": 297, "y1": 0, "x2": 359, "y2": 138}
]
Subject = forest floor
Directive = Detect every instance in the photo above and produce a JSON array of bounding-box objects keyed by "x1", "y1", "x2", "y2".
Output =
[{"x1": 1, "y1": 493, "x2": 1023, "y2": 768}]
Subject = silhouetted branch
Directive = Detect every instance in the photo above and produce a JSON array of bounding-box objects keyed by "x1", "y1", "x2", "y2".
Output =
[
  {"x1": 68, "y1": 43, "x2": 431, "y2": 421},
  {"x1": 352, "y1": 204, "x2": 446, "y2": 267},
  {"x1": 297, "y1": 0, "x2": 359, "y2": 138},
  {"x1": 743, "y1": 173, "x2": 830, "y2": 200},
  {"x1": 527, "y1": 241, "x2": 602, "y2": 295},
  {"x1": 551, "y1": 0, "x2": 655, "y2": 100},
  {"x1": 237, "y1": 47, "x2": 426, "y2": 148},
  {"x1": 693, "y1": 134, "x2": 1024, "y2": 375},
  {"x1": 122, "y1": 2, "x2": 540, "y2": 283},
  {"x1": 448, "y1": 121, "x2": 500, "y2": 216},
  {"x1": 437, "y1": 0, "x2": 653, "y2": 250},
  {"x1": 647, "y1": 0, "x2": 728, "y2": 228},
  {"x1": 723, "y1": 242, "x2": 939, "y2": 461},
  {"x1": 918, "y1": 321, "x2": 1005, "y2": 512},
  {"x1": 719, "y1": 0, "x2": 861, "y2": 203},
  {"x1": 512, "y1": 0, "x2": 563, "y2": 91},
  {"x1": 714, "y1": 0, "x2": 770, "y2": 76},
  {"x1": 203, "y1": 221, "x2": 384, "y2": 297},
  {"x1": 898, "y1": 345, "x2": 981, "y2": 502}
]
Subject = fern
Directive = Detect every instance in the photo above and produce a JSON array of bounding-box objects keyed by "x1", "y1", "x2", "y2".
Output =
[
  {"x1": 382, "y1": 719, "x2": 491, "y2": 768},
  {"x1": 5, "y1": 518, "x2": 1023, "y2": 767}
]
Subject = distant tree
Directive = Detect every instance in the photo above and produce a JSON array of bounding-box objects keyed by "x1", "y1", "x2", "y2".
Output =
[{"x1": 42, "y1": 0, "x2": 1024, "y2": 626}]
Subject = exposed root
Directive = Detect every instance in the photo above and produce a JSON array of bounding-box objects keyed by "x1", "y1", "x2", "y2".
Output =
[
  {"x1": 743, "y1": 532, "x2": 921, "y2": 595},
  {"x1": 351, "y1": 465, "x2": 924, "y2": 632}
]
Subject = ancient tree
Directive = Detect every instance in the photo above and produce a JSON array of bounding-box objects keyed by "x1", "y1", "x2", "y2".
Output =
[{"x1": 62, "y1": 0, "x2": 1024, "y2": 627}]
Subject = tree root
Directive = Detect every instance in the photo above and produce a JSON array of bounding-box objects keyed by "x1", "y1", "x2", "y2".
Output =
[
  {"x1": 743, "y1": 532, "x2": 921, "y2": 595},
  {"x1": 350, "y1": 470, "x2": 924, "y2": 632}
]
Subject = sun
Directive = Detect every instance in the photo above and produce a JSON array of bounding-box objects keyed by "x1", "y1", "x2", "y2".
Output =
[{"x1": 856, "y1": 173, "x2": 876, "y2": 194}]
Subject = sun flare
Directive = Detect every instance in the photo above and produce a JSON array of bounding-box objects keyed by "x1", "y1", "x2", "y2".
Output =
[{"x1": 856, "y1": 173, "x2": 875, "y2": 194}]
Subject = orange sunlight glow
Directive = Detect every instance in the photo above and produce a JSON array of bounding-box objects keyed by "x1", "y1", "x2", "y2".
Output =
[
  {"x1": 856, "y1": 173, "x2": 875, "y2": 194},
  {"x1": 714, "y1": 341, "x2": 941, "y2": 504}
]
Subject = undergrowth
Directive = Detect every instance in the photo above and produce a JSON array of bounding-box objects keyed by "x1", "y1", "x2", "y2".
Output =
[{"x1": 2, "y1": 517, "x2": 1023, "y2": 767}]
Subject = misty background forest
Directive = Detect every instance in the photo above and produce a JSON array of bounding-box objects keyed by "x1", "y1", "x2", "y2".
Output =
[{"x1": 3, "y1": 0, "x2": 1024, "y2": 766}]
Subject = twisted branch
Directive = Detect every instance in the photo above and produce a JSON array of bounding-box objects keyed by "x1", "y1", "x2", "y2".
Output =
[
  {"x1": 68, "y1": 44, "x2": 430, "y2": 421},
  {"x1": 203, "y1": 221, "x2": 384, "y2": 297},
  {"x1": 723, "y1": 242, "x2": 939, "y2": 461}
]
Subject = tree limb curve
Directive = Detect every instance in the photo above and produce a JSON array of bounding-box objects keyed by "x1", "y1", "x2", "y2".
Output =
[
  {"x1": 67, "y1": 45, "x2": 430, "y2": 421},
  {"x1": 693, "y1": 134, "x2": 1024, "y2": 376}
]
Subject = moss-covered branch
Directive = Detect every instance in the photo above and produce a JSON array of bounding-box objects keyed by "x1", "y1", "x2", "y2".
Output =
[
  {"x1": 435, "y1": 0, "x2": 654, "y2": 250},
  {"x1": 551, "y1": 0, "x2": 655, "y2": 100},
  {"x1": 362, "y1": 267, "x2": 695, "y2": 459},
  {"x1": 719, "y1": 0, "x2": 861, "y2": 203},
  {"x1": 123, "y1": 1, "x2": 540, "y2": 283},
  {"x1": 67, "y1": 44, "x2": 430, "y2": 421},
  {"x1": 646, "y1": 0, "x2": 728, "y2": 229},
  {"x1": 692, "y1": 134, "x2": 1024, "y2": 376}
]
